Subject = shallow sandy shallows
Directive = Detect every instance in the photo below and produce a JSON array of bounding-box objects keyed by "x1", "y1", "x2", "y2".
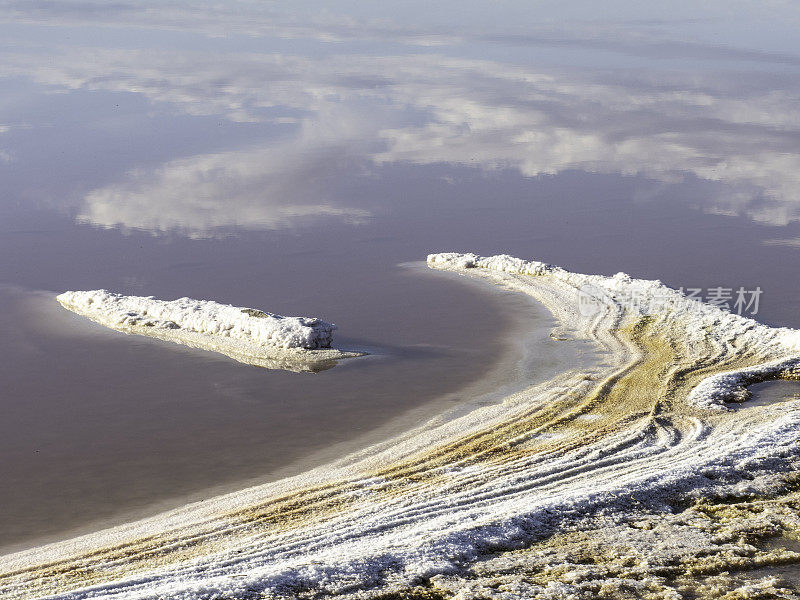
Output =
[{"x1": 4, "y1": 253, "x2": 800, "y2": 599}]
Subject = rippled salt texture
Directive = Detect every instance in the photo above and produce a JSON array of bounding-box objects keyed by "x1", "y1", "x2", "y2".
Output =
[{"x1": 430, "y1": 253, "x2": 800, "y2": 410}]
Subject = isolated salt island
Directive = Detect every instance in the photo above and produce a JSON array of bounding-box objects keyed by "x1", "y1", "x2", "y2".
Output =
[{"x1": 56, "y1": 290, "x2": 364, "y2": 372}]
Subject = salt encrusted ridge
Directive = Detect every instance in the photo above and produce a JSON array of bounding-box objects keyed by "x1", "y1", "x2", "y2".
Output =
[
  {"x1": 686, "y1": 357, "x2": 800, "y2": 409},
  {"x1": 57, "y1": 290, "x2": 336, "y2": 350},
  {"x1": 428, "y1": 252, "x2": 800, "y2": 410},
  {"x1": 56, "y1": 290, "x2": 364, "y2": 372},
  {"x1": 428, "y1": 252, "x2": 557, "y2": 276}
]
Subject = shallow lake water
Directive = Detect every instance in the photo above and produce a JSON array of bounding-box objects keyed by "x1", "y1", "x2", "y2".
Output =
[
  {"x1": 745, "y1": 380, "x2": 800, "y2": 409},
  {"x1": 1, "y1": 1, "x2": 800, "y2": 554}
]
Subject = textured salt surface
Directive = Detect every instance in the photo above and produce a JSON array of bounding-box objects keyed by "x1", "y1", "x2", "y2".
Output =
[
  {"x1": 4, "y1": 255, "x2": 800, "y2": 599},
  {"x1": 57, "y1": 290, "x2": 364, "y2": 372},
  {"x1": 430, "y1": 253, "x2": 800, "y2": 410}
]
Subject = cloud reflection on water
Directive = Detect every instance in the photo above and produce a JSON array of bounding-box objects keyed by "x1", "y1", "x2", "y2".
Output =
[
  {"x1": 1, "y1": 7, "x2": 800, "y2": 234},
  {"x1": 78, "y1": 136, "x2": 371, "y2": 237},
  {"x1": 4, "y1": 1, "x2": 800, "y2": 65}
]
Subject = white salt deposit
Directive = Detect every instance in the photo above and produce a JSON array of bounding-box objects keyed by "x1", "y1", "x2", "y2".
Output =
[
  {"x1": 57, "y1": 290, "x2": 363, "y2": 372},
  {"x1": 430, "y1": 252, "x2": 800, "y2": 410}
]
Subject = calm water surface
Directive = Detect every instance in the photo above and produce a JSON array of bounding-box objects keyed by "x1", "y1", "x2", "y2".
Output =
[{"x1": 1, "y1": 1, "x2": 800, "y2": 552}]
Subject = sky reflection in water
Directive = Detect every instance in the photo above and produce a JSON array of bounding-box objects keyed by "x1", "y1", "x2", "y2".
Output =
[{"x1": 1, "y1": 1, "x2": 800, "y2": 236}]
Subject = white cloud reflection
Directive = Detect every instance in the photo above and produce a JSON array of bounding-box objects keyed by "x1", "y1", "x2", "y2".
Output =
[
  {"x1": 0, "y1": 125, "x2": 10, "y2": 162},
  {"x1": 2, "y1": 41, "x2": 800, "y2": 232},
  {"x1": 763, "y1": 238, "x2": 800, "y2": 249},
  {"x1": 4, "y1": 1, "x2": 800, "y2": 65},
  {"x1": 78, "y1": 144, "x2": 370, "y2": 237}
]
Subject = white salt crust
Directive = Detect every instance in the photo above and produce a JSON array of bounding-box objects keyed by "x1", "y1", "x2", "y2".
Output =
[
  {"x1": 430, "y1": 252, "x2": 800, "y2": 410},
  {"x1": 57, "y1": 290, "x2": 363, "y2": 372}
]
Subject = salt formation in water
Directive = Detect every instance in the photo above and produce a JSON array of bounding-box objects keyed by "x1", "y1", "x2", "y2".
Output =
[
  {"x1": 431, "y1": 252, "x2": 800, "y2": 410},
  {"x1": 57, "y1": 290, "x2": 363, "y2": 372},
  {"x1": 6, "y1": 256, "x2": 800, "y2": 599}
]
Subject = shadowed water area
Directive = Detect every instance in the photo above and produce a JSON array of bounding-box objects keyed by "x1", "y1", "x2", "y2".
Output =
[{"x1": 1, "y1": 0, "x2": 800, "y2": 555}]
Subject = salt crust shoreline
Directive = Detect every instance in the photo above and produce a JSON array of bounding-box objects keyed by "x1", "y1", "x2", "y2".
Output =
[
  {"x1": 3, "y1": 254, "x2": 800, "y2": 599},
  {"x1": 56, "y1": 290, "x2": 364, "y2": 372},
  {"x1": 427, "y1": 252, "x2": 800, "y2": 410}
]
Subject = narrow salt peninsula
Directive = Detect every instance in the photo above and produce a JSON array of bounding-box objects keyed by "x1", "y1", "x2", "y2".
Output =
[
  {"x1": 57, "y1": 290, "x2": 364, "y2": 372},
  {"x1": 5, "y1": 255, "x2": 800, "y2": 599}
]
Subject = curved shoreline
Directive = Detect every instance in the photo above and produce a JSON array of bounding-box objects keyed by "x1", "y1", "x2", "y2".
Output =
[
  {"x1": 3, "y1": 253, "x2": 800, "y2": 599},
  {"x1": 0, "y1": 268, "x2": 573, "y2": 558}
]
